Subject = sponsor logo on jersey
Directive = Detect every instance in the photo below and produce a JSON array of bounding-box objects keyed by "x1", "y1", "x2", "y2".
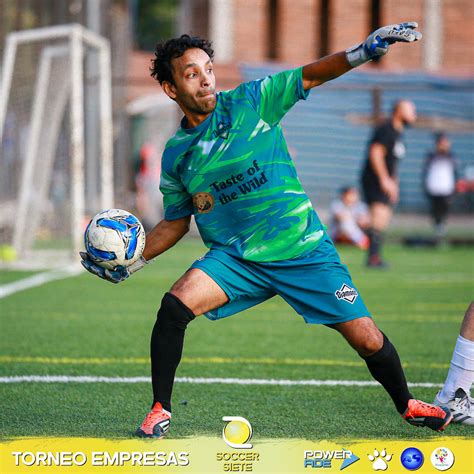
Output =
[
  {"x1": 335, "y1": 284, "x2": 358, "y2": 304},
  {"x1": 193, "y1": 192, "x2": 214, "y2": 213},
  {"x1": 393, "y1": 140, "x2": 406, "y2": 159},
  {"x1": 212, "y1": 121, "x2": 232, "y2": 139}
]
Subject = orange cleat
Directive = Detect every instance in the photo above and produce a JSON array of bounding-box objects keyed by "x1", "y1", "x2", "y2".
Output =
[
  {"x1": 136, "y1": 402, "x2": 171, "y2": 438},
  {"x1": 402, "y1": 399, "x2": 452, "y2": 432}
]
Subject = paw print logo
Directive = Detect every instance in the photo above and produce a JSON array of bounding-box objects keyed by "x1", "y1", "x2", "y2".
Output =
[{"x1": 368, "y1": 449, "x2": 393, "y2": 471}]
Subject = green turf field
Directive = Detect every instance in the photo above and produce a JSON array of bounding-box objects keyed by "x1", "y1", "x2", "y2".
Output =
[{"x1": 0, "y1": 238, "x2": 473, "y2": 441}]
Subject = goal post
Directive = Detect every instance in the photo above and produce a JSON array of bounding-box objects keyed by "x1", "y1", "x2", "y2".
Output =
[
  {"x1": 14, "y1": 45, "x2": 71, "y2": 256},
  {"x1": 0, "y1": 24, "x2": 113, "y2": 267}
]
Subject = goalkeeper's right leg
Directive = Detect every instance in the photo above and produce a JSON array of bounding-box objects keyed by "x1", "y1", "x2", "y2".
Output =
[
  {"x1": 136, "y1": 402, "x2": 171, "y2": 438},
  {"x1": 150, "y1": 292, "x2": 196, "y2": 414},
  {"x1": 136, "y1": 269, "x2": 228, "y2": 438}
]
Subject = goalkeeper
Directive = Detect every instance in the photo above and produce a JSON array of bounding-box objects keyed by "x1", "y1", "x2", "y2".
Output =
[{"x1": 82, "y1": 22, "x2": 453, "y2": 436}]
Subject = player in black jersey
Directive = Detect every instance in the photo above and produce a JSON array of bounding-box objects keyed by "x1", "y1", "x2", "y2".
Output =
[{"x1": 361, "y1": 100, "x2": 417, "y2": 267}]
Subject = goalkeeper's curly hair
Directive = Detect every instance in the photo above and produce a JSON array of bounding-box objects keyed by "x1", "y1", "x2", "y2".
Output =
[{"x1": 150, "y1": 34, "x2": 214, "y2": 85}]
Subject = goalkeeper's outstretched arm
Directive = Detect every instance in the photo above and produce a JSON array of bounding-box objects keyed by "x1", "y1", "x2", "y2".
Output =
[
  {"x1": 302, "y1": 21, "x2": 422, "y2": 90},
  {"x1": 142, "y1": 216, "x2": 191, "y2": 261}
]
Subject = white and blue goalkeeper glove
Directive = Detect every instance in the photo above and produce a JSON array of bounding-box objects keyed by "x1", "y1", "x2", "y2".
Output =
[
  {"x1": 346, "y1": 21, "x2": 422, "y2": 67},
  {"x1": 79, "y1": 252, "x2": 147, "y2": 284}
]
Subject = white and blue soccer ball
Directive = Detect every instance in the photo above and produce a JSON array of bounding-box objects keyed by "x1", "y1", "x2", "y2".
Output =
[{"x1": 84, "y1": 209, "x2": 146, "y2": 270}]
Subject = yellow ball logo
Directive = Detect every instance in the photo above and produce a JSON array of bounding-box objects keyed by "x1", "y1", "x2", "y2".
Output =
[
  {"x1": 222, "y1": 416, "x2": 253, "y2": 448},
  {"x1": 224, "y1": 420, "x2": 251, "y2": 445}
]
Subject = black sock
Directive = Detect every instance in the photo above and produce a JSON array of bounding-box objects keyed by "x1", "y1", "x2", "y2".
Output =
[
  {"x1": 368, "y1": 228, "x2": 383, "y2": 260},
  {"x1": 361, "y1": 333, "x2": 413, "y2": 414},
  {"x1": 151, "y1": 293, "x2": 195, "y2": 413}
]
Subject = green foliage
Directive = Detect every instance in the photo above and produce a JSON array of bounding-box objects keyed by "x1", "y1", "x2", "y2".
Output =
[{"x1": 136, "y1": 0, "x2": 179, "y2": 51}]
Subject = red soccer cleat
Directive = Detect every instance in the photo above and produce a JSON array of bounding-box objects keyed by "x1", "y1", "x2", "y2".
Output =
[
  {"x1": 402, "y1": 399, "x2": 452, "y2": 432},
  {"x1": 136, "y1": 402, "x2": 171, "y2": 438}
]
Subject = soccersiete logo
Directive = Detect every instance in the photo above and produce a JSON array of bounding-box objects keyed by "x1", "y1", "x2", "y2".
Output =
[
  {"x1": 216, "y1": 417, "x2": 261, "y2": 472},
  {"x1": 222, "y1": 416, "x2": 253, "y2": 449},
  {"x1": 193, "y1": 192, "x2": 214, "y2": 213}
]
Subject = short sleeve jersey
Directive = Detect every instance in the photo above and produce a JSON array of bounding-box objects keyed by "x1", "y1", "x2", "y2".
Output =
[
  {"x1": 160, "y1": 67, "x2": 324, "y2": 262},
  {"x1": 424, "y1": 152, "x2": 457, "y2": 196},
  {"x1": 362, "y1": 121, "x2": 406, "y2": 183}
]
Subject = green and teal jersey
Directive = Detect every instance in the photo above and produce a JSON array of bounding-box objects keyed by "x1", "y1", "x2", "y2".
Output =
[{"x1": 160, "y1": 67, "x2": 325, "y2": 262}]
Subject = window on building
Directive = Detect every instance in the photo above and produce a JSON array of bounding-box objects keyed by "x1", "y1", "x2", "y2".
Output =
[
  {"x1": 370, "y1": 0, "x2": 382, "y2": 31},
  {"x1": 370, "y1": 0, "x2": 382, "y2": 64},
  {"x1": 319, "y1": 0, "x2": 330, "y2": 58},
  {"x1": 189, "y1": 0, "x2": 209, "y2": 40},
  {"x1": 268, "y1": 0, "x2": 278, "y2": 60}
]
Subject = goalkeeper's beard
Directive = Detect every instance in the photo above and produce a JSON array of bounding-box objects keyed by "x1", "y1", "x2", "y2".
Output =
[{"x1": 181, "y1": 90, "x2": 217, "y2": 117}]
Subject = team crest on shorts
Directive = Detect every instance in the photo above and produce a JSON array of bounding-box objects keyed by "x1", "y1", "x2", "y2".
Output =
[
  {"x1": 335, "y1": 284, "x2": 358, "y2": 304},
  {"x1": 193, "y1": 192, "x2": 214, "y2": 213}
]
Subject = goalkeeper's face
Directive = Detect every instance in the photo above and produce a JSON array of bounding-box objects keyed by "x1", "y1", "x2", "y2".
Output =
[{"x1": 165, "y1": 48, "x2": 217, "y2": 117}]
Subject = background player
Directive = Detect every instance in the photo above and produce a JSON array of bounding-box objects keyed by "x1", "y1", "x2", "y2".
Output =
[
  {"x1": 424, "y1": 132, "x2": 458, "y2": 238},
  {"x1": 361, "y1": 99, "x2": 417, "y2": 267},
  {"x1": 81, "y1": 23, "x2": 453, "y2": 437},
  {"x1": 329, "y1": 185, "x2": 370, "y2": 249}
]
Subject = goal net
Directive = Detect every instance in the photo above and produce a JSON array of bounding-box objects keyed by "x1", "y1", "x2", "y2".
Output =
[{"x1": 0, "y1": 24, "x2": 113, "y2": 269}]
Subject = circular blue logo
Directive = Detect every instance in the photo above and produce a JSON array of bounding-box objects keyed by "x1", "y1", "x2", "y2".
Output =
[{"x1": 401, "y1": 447, "x2": 424, "y2": 471}]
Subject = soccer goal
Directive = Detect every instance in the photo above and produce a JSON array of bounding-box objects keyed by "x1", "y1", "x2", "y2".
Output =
[{"x1": 0, "y1": 24, "x2": 113, "y2": 268}]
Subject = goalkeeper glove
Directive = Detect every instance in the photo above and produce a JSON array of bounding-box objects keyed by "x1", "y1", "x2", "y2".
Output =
[
  {"x1": 79, "y1": 252, "x2": 148, "y2": 284},
  {"x1": 346, "y1": 21, "x2": 422, "y2": 67}
]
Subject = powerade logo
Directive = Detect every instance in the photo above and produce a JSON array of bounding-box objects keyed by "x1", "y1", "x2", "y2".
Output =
[
  {"x1": 304, "y1": 450, "x2": 359, "y2": 470},
  {"x1": 401, "y1": 447, "x2": 424, "y2": 470}
]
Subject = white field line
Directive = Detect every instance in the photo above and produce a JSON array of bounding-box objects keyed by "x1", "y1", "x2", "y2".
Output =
[
  {"x1": 0, "y1": 266, "x2": 82, "y2": 299},
  {"x1": 0, "y1": 375, "x2": 442, "y2": 388}
]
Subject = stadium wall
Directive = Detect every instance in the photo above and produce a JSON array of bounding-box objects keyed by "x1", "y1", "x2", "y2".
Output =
[{"x1": 213, "y1": 0, "x2": 474, "y2": 74}]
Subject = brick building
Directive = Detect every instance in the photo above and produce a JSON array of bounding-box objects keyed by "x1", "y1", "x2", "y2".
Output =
[{"x1": 180, "y1": 0, "x2": 473, "y2": 74}]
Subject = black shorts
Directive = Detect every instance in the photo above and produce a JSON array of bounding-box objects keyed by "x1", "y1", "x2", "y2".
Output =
[{"x1": 361, "y1": 177, "x2": 391, "y2": 206}]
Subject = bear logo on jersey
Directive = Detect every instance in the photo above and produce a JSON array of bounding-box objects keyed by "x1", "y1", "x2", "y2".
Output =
[{"x1": 193, "y1": 192, "x2": 215, "y2": 213}]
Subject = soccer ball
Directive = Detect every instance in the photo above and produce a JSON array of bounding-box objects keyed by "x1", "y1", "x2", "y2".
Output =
[{"x1": 84, "y1": 209, "x2": 146, "y2": 270}]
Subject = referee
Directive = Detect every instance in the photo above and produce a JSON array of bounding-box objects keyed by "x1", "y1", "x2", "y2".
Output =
[{"x1": 361, "y1": 100, "x2": 417, "y2": 267}]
